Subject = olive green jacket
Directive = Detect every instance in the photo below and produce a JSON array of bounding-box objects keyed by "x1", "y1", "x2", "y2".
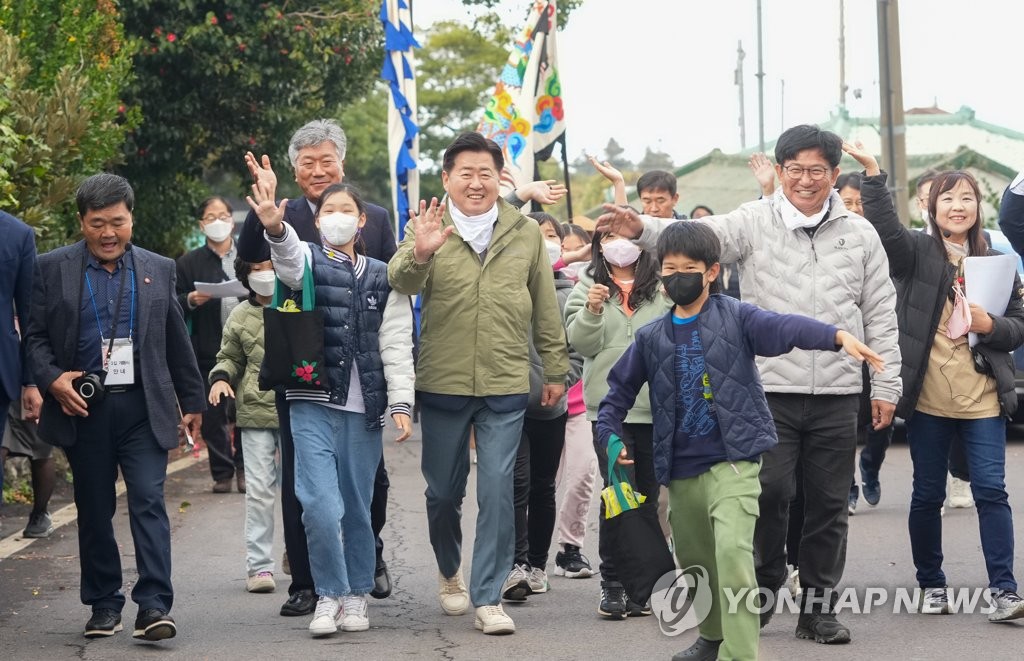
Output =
[
  {"x1": 209, "y1": 300, "x2": 279, "y2": 429},
  {"x1": 388, "y1": 198, "x2": 569, "y2": 396}
]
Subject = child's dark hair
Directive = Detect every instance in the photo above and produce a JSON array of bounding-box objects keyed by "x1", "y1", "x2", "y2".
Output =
[
  {"x1": 657, "y1": 222, "x2": 723, "y2": 294},
  {"x1": 234, "y1": 257, "x2": 256, "y2": 300},
  {"x1": 528, "y1": 211, "x2": 564, "y2": 240},
  {"x1": 587, "y1": 231, "x2": 661, "y2": 309},
  {"x1": 315, "y1": 182, "x2": 368, "y2": 255},
  {"x1": 564, "y1": 222, "x2": 591, "y2": 244}
]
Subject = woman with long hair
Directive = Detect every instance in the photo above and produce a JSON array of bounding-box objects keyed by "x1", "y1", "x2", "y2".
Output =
[
  {"x1": 848, "y1": 142, "x2": 1024, "y2": 622},
  {"x1": 563, "y1": 228, "x2": 671, "y2": 619}
]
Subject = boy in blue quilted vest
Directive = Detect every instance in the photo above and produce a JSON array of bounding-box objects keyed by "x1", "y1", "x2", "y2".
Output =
[{"x1": 597, "y1": 222, "x2": 882, "y2": 661}]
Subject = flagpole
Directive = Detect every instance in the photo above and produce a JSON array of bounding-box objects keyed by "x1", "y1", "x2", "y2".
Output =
[{"x1": 560, "y1": 133, "x2": 573, "y2": 221}]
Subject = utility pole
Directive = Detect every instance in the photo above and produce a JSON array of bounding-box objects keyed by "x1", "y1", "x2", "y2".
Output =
[
  {"x1": 780, "y1": 79, "x2": 785, "y2": 132},
  {"x1": 756, "y1": 0, "x2": 765, "y2": 152},
  {"x1": 736, "y1": 40, "x2": 746, "y2": 149},
  {"x1": 877, "y1": 0, "x2": 910, "y2": 223},
  {"x1": 839, "y1": 0, "x2": 847, "y2": 108}
]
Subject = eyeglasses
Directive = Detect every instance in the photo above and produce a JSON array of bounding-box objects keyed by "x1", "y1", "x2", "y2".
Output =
[
  {"x1": 782, "y1": 165, "x2": 831, "y2": 181},
  {"x1": 202, "y1": 215, "x2": 231, "y2": 223}
]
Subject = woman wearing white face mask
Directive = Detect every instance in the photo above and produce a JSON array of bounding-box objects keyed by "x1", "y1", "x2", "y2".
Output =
[
  {"x1": 209, "y1": 258, "x2": 282, "y2": 594},
  {"x1": 248, "y1": 181, "x2": 415, "y2": 637},
  {"x1": 176, "y1": 195, "x2": 247, "y2": 494},
  {"x1": 563, "y1": 228, "x2": 671, "y2": 619}
]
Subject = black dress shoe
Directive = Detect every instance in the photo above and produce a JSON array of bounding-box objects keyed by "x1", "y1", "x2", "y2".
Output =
[
  {"x1": 84, "y1": 609, "x2": 123, "y2": 638},
  {"x1": 280, "y1": 589, "x2": 317, "y2": 616},
  {"x1": 370, "y1": 562, "x2": 392, "y2": 599},
  {"x1": 132, "y1": 609, "x2": 176, "y2": 641},
  {"x1": 672, "y1": 636, "x2": 722, "y2": 661}
]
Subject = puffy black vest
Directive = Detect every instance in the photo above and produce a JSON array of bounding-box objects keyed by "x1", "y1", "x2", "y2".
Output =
[{"x1": 309, "y1": 247, "x2": 393, "y2": 430}]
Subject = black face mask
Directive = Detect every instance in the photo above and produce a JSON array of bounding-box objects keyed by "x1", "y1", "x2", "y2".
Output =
[{"x1": 663, "y1": 271, "x2": 707, "y2": 307}]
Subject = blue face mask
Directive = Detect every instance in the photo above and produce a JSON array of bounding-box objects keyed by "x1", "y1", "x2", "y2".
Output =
[{"x1": 663, "y1": 271, "x2": 706, "y2": 306}]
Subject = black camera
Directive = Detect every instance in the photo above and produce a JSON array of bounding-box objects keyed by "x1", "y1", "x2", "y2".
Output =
[{"x1": 73, "y1": 372, "x2": 106, "y2": 404}]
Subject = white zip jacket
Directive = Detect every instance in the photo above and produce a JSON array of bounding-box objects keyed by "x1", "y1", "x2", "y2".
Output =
[{"x1": 636, "y1": 190, "x2": 902, "y2": 403}]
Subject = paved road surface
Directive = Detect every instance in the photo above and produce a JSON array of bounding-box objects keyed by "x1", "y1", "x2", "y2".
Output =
[{"x1": 3, "y1": 424, "x2": 1024, "y2": 660}]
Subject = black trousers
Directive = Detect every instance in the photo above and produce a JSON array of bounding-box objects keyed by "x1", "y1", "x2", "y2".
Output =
[
  {"x1": 592, "y1": 421, "x2": 658, "y2": 583},
  {"x1": 65, "y1": 389, "x2": 172, "y2": 613},
  {"x1": 755, "y1": 393, "x2": 859, "y2": 596},
  {"x1": 513, "y1": 413, "x2": 568, "y2": 569},
  {"x1": 202, "y1": 377, "x2": 242, "y2": 481},
  {"x1": 277, "y1": 394, "x2": 390, "y2": 595}
]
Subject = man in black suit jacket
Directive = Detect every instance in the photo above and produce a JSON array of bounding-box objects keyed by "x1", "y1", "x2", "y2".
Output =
[
  {"x1": 24, "y1": 174, "x2": 205, "y2": 642},
  {"x1": 0, "y1": 210, "x2": 37, "y2": 501},
  {"x1": 236, "y1": 119, "x2": 397, "y2": 616}
]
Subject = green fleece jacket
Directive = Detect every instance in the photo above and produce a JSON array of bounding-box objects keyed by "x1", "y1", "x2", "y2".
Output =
[
  {"x1": 387, "y1": 198, "x2": 569, "y2": 396},
  {"x1": 209, "y1": 300, "x2": 279, "y2": 429},
  {"x1": 563, "y1": 269, "x2": 672, "y2": 422}
]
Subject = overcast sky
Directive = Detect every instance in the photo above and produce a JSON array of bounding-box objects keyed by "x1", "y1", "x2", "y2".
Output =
[{"x1": 411, "y1": 0, "x2": 1023, "y2": 166}]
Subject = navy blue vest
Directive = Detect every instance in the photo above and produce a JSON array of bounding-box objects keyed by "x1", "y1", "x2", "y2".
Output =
[{"x1": 308, "y1": 247, "x2": 393, "y2": 430}]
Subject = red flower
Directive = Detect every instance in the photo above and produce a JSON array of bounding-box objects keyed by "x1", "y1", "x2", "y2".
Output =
[
  {"x1": 226, "y1": 12, "x2": 234, "y2": 21},
  {"x1": 210, "y1": 16, "x2": 218, "y2": 25},
  {"x1": 344, "y1": 55, "x2": 352, "y2": 65},
  {"x1": 167, "y1": 33, "x2": 176, "y2": 42},
  {"x1": 118, "y1": 104, "x2": 125, "y2": 114},
  {"x1": 238, "y1": 43, "x2": 247, "y2": 51}
]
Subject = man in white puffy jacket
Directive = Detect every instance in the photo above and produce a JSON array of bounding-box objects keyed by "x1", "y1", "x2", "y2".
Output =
[{"x1": 596, "y1": 124, "x2": 901, "y2": 647}]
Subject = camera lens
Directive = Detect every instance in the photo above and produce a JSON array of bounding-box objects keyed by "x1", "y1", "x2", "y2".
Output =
[{"x1": 79, "y1": 381, "x2": 95, "y2": 400}]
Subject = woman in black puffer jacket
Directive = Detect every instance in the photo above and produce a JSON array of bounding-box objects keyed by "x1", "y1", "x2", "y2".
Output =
[{"x1": 845, "y1": 142, "x2": 1024, "y2": 624}]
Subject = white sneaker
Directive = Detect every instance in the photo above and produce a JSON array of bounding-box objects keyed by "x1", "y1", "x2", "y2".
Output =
[
  {"x1": 526, "y1": 567, "x2": 549, "y2": 594},
  {"x1": 989, "y1": 589, "x2": 1024, "y2": 622},
  {"x1": 340, "y1": 595, "x2": 369, "y2": 631},
  {"x1": 438, "y1": 569, "x2": 470, "y2": 615},
  {"x1": 308, "y1": 596, "x2": 343, "y2": 636},
  {"x1": 474, "y1": 604, "x2": 515, "y2": 635},
  {"x1": 788, "y1": 566, "x2": 802, "y2": 598},
  {"x1": 948, "y1": 476, "x2": 975, "y2": 508},
  {"x1": 501, "y1": 563, "x2": 532, "y2": 602},
  {"x1": 920, "y1": 587, "x2": 951, "y2": 614}
]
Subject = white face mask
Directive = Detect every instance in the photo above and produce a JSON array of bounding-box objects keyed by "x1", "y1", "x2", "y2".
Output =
[
  {"x1": 319, "y1": 212, "x2": 359, "y2": 246},
  {"x1": 202, "y1": 219, "x2": 233, "y2": 243},
  {"x1": 601, "y1": 239, "x2": 642, "y2": 267},
  {"x1": 561, "y1": 260, "x2": 589, "y2": 281},
  {"x1": 248, "y1": 270, "x2": 277, "y2": 297},
  {"x1": 545, "y1": 240, "x2": 562, "y2": 266}
]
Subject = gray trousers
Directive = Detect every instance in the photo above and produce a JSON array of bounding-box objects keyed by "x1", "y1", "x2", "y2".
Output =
[{"x1": 420, "y1": 398, "x2": 525, "y2": 606}]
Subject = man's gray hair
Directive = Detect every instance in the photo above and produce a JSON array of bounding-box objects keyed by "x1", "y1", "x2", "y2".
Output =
[{"x1": 287, "y1": 119, "x2": 347, "y2": 168}]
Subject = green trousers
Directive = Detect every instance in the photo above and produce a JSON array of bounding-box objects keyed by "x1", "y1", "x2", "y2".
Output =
[{"x1": 669, "y1": 460, "x2": 762, "y2": 661}]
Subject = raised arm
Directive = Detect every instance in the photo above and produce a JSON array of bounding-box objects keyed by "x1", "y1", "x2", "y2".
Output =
[{"x1": 387, "y1": 198, "x2": 452, "y2": 295}]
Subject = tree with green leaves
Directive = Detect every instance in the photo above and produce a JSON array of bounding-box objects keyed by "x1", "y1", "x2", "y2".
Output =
[
  {"x1": 0, "y1": 0, "x2": 137, "y2": 251},
  {"x1": 116, "y1": 1, "x2": 383, "y2": 257}
]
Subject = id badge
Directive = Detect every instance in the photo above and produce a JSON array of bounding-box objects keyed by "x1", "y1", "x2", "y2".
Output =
[{"x1": 103, "y1": 337, "x2": 135, "y2": 385}]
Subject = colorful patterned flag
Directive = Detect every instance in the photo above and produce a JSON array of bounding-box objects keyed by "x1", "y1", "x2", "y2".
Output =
[
  {"x1": 478, "y1": 1, "x2": 565, "y2": 196},
  {"x1": 380, "y1": 0, "x2": 420, "y2": 239}
]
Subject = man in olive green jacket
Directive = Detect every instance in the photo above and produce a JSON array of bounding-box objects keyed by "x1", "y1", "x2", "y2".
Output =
[{"x1": 388, "y1": 132, "x2": 568, "y2": 635}]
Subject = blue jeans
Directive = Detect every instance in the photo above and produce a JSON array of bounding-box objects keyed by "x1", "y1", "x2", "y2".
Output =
[
  {"x1": 240, "y1": 428, "x2": 281, "y2": 575},
  {"x1": 906, "y1": 411, "x2": 1016, "y2": 591},
  {"x1": 291, "y1": 403, "x2": 381, "y2": 598},
  {"x1": 420, "y1": 397, "x2": 525, "y2": 606}
]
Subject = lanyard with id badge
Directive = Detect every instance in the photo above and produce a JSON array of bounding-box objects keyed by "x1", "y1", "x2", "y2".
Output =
[{"x1": 83, "y1": 263, "x2": 136, "y2": 391}]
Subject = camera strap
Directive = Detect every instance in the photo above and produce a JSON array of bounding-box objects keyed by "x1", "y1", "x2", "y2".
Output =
[{"x1": 84, "y1": 257, "x2": 135, "y2": 373}]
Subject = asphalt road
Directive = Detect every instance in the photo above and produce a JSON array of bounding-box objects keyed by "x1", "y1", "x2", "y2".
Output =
[{"x1": 3, "y1": 423, "x2": 1024, "y2": 660}]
